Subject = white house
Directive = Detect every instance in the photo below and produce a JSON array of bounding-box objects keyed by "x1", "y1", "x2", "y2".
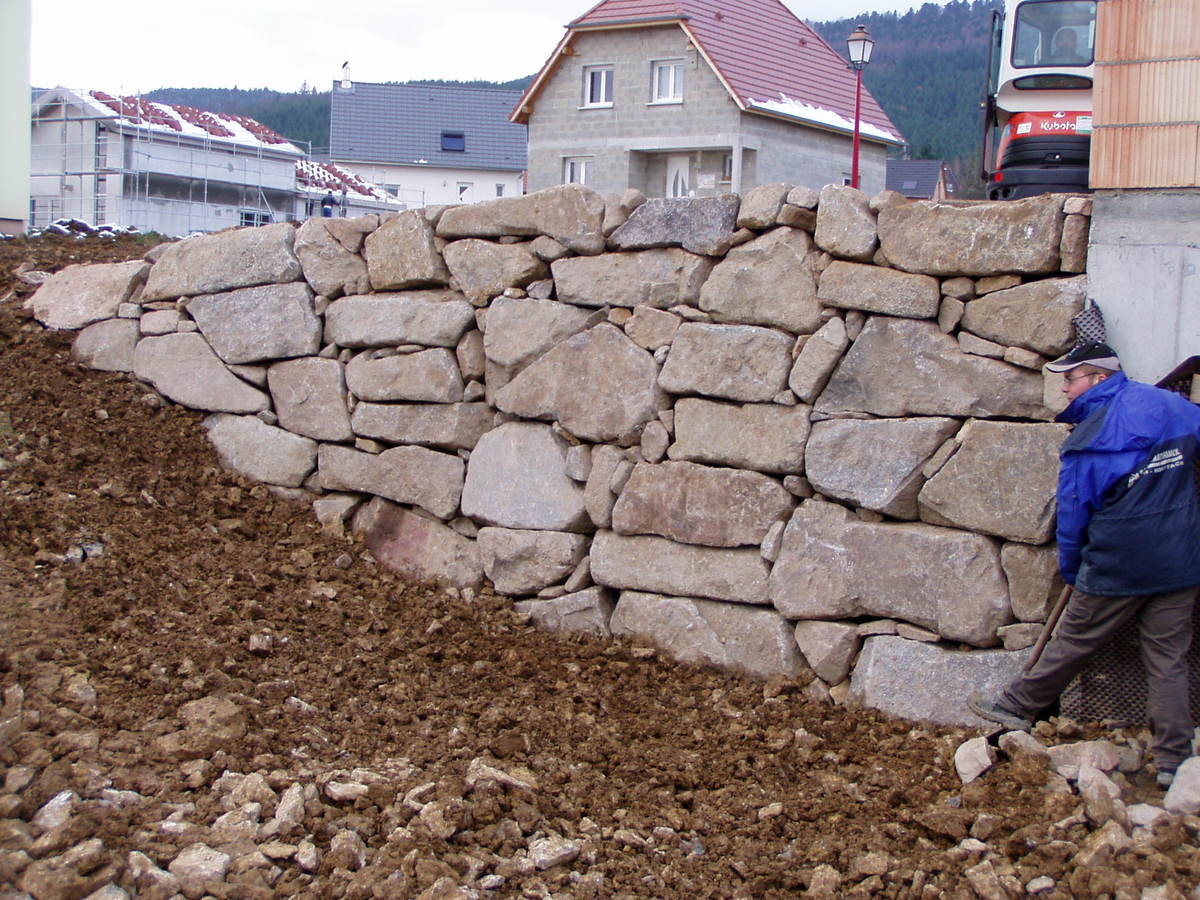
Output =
[{"x1": 329, "y1": 81, "x2": 528, "y2": 207}]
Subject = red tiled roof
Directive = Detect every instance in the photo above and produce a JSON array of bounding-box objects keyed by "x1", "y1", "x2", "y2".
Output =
[
  {"x1": 515, "y1": 0, "x2": 901, "y2": 144},
  {"x1": 87, "y1": 91, "x2": 294, "y2": 149}
]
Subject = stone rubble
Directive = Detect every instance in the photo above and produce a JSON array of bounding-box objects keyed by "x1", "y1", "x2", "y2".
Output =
[{"x1": 35, "y1": 182, "x2": 1097, "y2": 727}]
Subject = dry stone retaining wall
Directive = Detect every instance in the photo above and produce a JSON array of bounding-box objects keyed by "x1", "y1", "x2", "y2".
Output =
[{"x1": 31, "y1": 183, "x2": 1094, "y2": 727}]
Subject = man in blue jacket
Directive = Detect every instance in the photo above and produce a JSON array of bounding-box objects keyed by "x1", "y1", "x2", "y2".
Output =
[{"x1": 972, "y1": 342, "x2": 1200, "y2": 787}]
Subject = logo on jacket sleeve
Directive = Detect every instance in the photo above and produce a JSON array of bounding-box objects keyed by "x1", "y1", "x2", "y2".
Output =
[{"x1": 1127, "y1": 447, "x2": 1185, "y2": 488}]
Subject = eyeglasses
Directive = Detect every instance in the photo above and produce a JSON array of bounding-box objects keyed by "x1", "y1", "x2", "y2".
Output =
[{"x1": 1063, "y1": 371, "x2": 1098, "y2": 384}]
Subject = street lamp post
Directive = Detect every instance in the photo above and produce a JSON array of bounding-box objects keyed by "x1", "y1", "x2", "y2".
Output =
[{"x1": 846, "y1": 24, "x2": 875, "y2": 190}]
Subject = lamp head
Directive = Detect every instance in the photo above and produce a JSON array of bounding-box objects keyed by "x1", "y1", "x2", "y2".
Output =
[{"x1": 847, "y1": 24, "x2": 875, "y2": 68}]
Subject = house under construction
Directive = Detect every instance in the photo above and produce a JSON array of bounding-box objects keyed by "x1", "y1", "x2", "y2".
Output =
[{"x1": 29, "y1": 88, "x2": 401, "y2": 236}]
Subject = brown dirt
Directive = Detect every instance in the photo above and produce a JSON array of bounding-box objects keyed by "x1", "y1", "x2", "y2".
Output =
[{"x1": 1, "y1": 233, "x2": 1198, "y2": 898}]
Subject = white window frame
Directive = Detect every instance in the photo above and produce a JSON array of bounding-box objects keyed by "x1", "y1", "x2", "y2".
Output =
[
  {"x1": 650, "y1": 59, "x2": 685, "y2": 104},
  {"x1": 563, "y1": 157, "x2": 593, "y2": 186},
  {"x1": 582, "y1": 66, "x2": 614, "y2": 108},
  {"x1": 457, "y1": 182, "x2": 474, "y2": 201},
  {"x1": 721, "y1": 153, "x2": 733, "y2": 183}
]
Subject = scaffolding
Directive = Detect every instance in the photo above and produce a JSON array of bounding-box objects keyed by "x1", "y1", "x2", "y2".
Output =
[{"x1": 29, "y1": 89, "x2": 305, "y2": 236}]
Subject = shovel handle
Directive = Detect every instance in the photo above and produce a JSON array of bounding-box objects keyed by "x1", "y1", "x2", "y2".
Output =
[{"x1": 1024, "y1": 585, "x2": 1073, "y2": 674}]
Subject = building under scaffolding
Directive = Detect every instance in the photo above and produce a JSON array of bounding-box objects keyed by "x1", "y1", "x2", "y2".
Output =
[{"x1": 29, "y1": 88, "x2": 399, "y2": 236}]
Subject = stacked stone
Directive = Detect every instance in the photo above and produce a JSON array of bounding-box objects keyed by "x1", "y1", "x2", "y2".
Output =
[{"x1": 28, "y1": 184, "x2": 1093, "y2": 726}]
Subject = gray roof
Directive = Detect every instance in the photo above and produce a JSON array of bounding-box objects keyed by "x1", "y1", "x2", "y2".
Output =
[
  {"x1": 330, "y1": 81, "x2": 527, "y2": 172},
  {"x1": 886, "y1": 159, "x2": 959, "y2": 198}
]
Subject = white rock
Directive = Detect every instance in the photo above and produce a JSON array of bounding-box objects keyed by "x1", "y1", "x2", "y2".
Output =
[
  {"x1": 461, "y1": 423, "x2": 588, "y2": 531},
  {"x1": 955, "y1": 737, "x2": 997, "y2": 783},
  {"x1": 528, "y1": 836, "x2": 581, "y2": 870}
]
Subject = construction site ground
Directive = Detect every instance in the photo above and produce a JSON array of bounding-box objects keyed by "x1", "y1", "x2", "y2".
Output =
[{"x1": 1, "y1": 233, "x2": 1198, "y2": 899}]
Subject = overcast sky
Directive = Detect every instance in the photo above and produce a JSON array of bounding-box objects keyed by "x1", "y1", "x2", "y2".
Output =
[{"x1": 31, "y1": 0, "x2": 943, "y2": 94}]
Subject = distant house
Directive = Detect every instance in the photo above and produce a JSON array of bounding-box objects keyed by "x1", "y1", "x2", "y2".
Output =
[
  {"x1": 28, "y1": 88, "x2": 400, "y2": 235},
  {"x1": 512, "y1": 0, "x2": 903, "y2": 198},
  {"x1": 886, "y1": 159, "x2": 960, "y2": 200},
  {"x1": 329, "y1": 81, "x2": 528, "y2": 208},
  {"x1": 295, "y1": 160, "x2": 406, "y2": 219}
]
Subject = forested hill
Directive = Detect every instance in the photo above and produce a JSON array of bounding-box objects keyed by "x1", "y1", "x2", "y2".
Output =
[
  {"x1": 148, "y1": 2, "x2": 999, "y2": 192},
  {"x1": 811, "y1": 0, "x2": 1001, "y2": 194}
]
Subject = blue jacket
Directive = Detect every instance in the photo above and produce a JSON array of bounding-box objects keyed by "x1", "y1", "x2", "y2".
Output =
[{"x1": 1055, "y1": 371, "x2": 1200, "y2": 596}]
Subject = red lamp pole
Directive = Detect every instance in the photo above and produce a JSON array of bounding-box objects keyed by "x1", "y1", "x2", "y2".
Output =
[
  {"x1": 851, "y1": 66, "x2": 864, "y2": 189},
  {"x1": 845, "y1": 24, "x2": 874, "y2": 191}
]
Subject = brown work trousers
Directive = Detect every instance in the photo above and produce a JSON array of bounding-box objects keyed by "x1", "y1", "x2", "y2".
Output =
[{"x1": 1001, "y1": 586, "x2": 1198, "y2": 772}]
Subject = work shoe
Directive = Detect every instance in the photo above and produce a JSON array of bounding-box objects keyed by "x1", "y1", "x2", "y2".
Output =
[
  {"x1": 968, "y1": 692, "x2": 1033, "y2": 732},
  {"x1": 1157, "y1": 769, "x2": 1176, "y2": 790}
]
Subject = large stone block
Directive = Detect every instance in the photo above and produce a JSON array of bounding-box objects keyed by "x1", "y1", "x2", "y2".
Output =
[
  {"x1": 460, "y1": 423, "x2": 589, "y2": 531},
  {"x1": 668, "y1": 398, "x2": 809, "y2": 475},
  {"x1": 608, "y1": 195, "x2": 740, "y2": 256},
  {"x1": 918, "y1": 420, "x2": 1069, "y2": 543},
  {"x1": 267, "y1": 357, "x2": 354, "y2": 442},
  {"x1": 350, "y1": 402, "x2": 493, "y2": 451},
  {"x1": 698, "y1": 227, "x2": 822, "y2": 333},
  {"x1": 737, "y1": 182, "x2": 793, "y2": 229},
  {"x1": 494, "y1": 324, "x2": 666, "y2": 442},
  {"x1": 72, "y1": 318, "x2": 140, "y2": 372},
  {"x1": 133, "y1": 333, "x2": 269, "y2": 413},
  {"x1": 514, "y1": 588, "x2": 616, "y2": 639},
  {"x1": 658, "y1": 323, "x2": 792, "y2": 402},
  {"x1": 814, "y1": 317, "x2": 1050, "y2": 419},
  {"x1": 960, "y1": 276, "x2": 1086, "y2": 356},
  {"x1": 814, "y1": 185, "x2": 878, "y2": 261},
  {"x1": 482, "y1": 296, "x2": 598, "y2": 372},
  {"x1": 142, "y1": 224, "x2": 301, "y2": 300},
  {"x1": 435, "y1": 184, "x2": 606, "y2": 255},
  {"x1": 478, "y1": 528, "x2": 590, "y2": 595},
  {"x1": 203, "y1": 414, "x2": 317, "y2": 487},
  {"x1": 877, "y1": 196, "x2": 1064, "y2": 276},
  {"x1": 610, "y1": 591, "x2": 808, "y2": 679},
  {"x1": 357, "y1": 499, "x2": 483, "y2": 590},
  {"x1": 787, "y1": 317, "x2": 849, "y2": 403},
  {"x1": 442, "y1": 239, "x2": 548, "y2": 304},
  {"x1": 26, "y1": 260, "x2": 148, "y2": 329},
  {"x1": 849, "y1": 636, "x2": 1032, "y2": 726},
  {"x1": 590, "y1": 530, "x2": 771, "y2": 605},
  {"x1": 611, "y1": 461, "x2": 794, "y2": 548},
  {"x1": 324, "y1": 214, "x2": 378, "y2": 253},
  {"x1": 584, "y1": 445, "x2": 627, "y2": 529},
  {"x1": 345, "y1": 349, "x2": 464, "y2": 403},
  {"x1": 1002, "y1": 542, "x2": 1064, "y2": 622},
  {"x1": 770, "y1": 500, "x2": 1011, "y2": 646},
  {"x1": 294, "y1": 217, "x2": 369, "y2": 299},
  {"x1": 805, "y1": 418, "x2": 959, "y2": 519},
  {"x1": 324, "y1": 291, "x2": 474, "y2": 351},
  {"x1": 551, "y1": 249, "x2": 713, "y2": 309},
  {"x1": 364, "y1": 210, "x2": 450, "y2": 290},
  {"x1": 186, "y1": 283, "x2": 321, "y2": 364},
  {"x1": 817, "y1": 260, "x2": 940, "y2": 319},
  {"x1": 318, "y1": 443, "x2": 464, "y2": 520}
]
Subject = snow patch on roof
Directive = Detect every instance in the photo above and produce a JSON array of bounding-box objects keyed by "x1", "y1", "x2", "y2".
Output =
[
  {"x1": 295, "y1": 160, "x2": 403, "y2": 204},
  {"x1": 86, "y1": 91, "x2": 303, "y2": 154},
  {"x1": 746, "y1": 94, "x2": 902, "y2": 144}
]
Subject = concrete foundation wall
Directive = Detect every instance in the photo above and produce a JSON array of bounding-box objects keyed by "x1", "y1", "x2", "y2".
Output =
[{"x1": 1086, "y1": 190, "x2": 1200, "y2": 383}]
